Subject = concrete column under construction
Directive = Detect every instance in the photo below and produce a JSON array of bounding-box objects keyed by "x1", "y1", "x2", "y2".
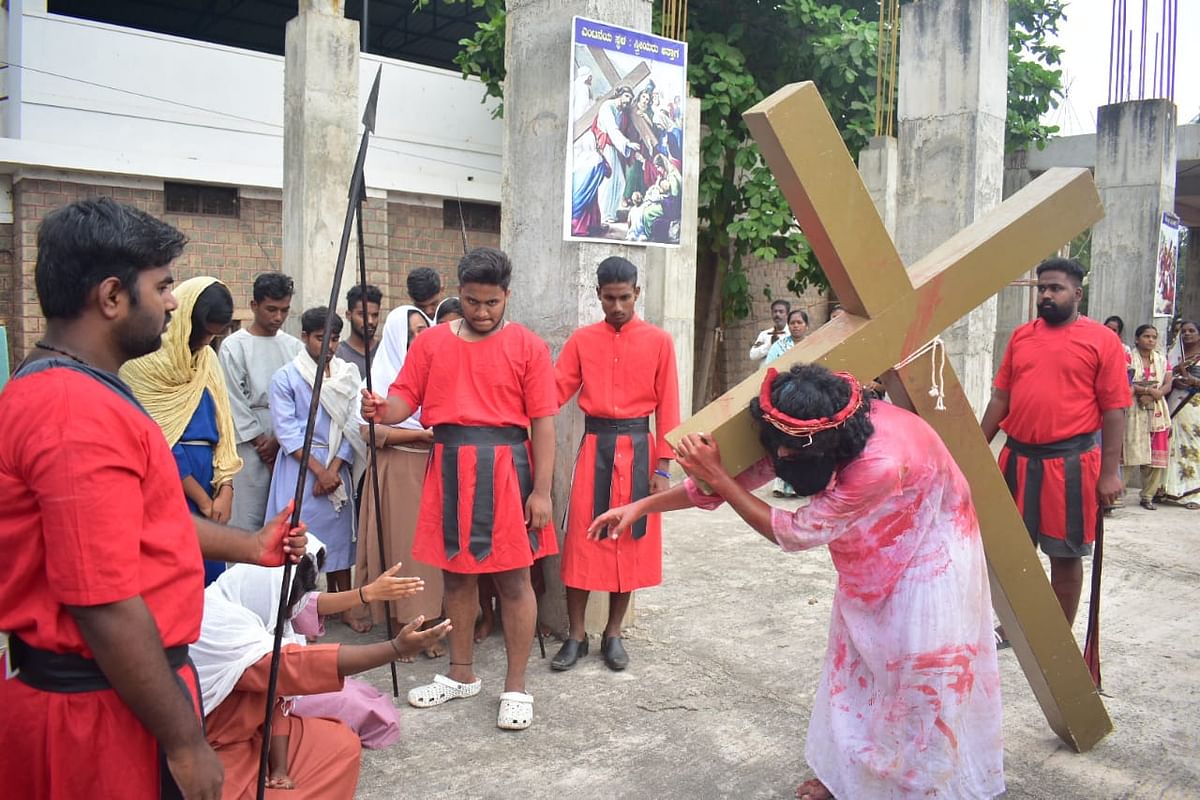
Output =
[{"x1": 894, "y1": 0, "x2": 1007, "y2": 415}]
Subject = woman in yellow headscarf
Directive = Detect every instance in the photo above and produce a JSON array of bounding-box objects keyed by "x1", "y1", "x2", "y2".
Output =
[{"x1": 122, "y1": 276, "x2": 243, "y2": 584}]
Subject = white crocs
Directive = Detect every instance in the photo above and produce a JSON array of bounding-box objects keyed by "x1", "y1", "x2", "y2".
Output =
[
  {"x1": 497, "y1": 691, "x2": 534, "y2": 730},
  {"x1": 407, "y1": 674, "x2": 482, "y2": 708}
]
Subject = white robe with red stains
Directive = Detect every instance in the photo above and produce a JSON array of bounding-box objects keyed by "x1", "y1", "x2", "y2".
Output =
[{"x1": 686, "y1": 402, "x2": 1004, "y2": 798}]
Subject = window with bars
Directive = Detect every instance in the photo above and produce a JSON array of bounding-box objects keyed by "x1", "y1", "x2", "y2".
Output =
[
  {"x1": 164, "y1": 182, "x2": 239, "y2": 218},
  {"x1": 442, "y1": 200, "x2": 500, "y2": 235}
]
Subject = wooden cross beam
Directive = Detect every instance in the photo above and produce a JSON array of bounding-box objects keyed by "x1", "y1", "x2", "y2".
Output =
[
  {"x1": 572, "y1": 55, "x2": 651, "y2": 141},
  {"x1": 669, "y1": 82, "x2": 1112, "y2": 753}
]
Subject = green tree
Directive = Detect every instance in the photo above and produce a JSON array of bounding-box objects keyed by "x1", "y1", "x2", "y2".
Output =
[{"x1": 435, "y1": 0, "x2": 1065, "y2": 402}]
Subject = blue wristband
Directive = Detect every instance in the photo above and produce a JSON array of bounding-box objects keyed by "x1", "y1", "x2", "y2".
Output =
[{"x1": 654, "y1": 469, "x2": 671, "y2": 479}]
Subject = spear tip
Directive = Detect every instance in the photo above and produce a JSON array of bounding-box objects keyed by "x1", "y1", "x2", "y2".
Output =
[{"x1": 363, "y1": 65, "x2": 383, "y2": 133}]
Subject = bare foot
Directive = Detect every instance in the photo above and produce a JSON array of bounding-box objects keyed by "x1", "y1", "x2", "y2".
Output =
[
  {"x1": 422, "y1": 638, "x2": 447, "y2": 659},
  {"x1": 267, "y1": 775, "x2": 296, "y2": 790},
  {"x1": 796, "y1": 779, "x2": 832, "y2": 800},
  {"x1": 343, "y1": 612, "x2": 373, "y2": 634},
  {"x1": 474, "y1": 611, "x2": 495, "y2": 643}
]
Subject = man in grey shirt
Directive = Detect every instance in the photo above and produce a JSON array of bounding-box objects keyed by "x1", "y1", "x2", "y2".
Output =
[
  {"x1": 336, "y1": 283, "x2": 381, "y2": 381},
  {"x1": 219, "y1": 272, "x2": 302, "y2": 530}
]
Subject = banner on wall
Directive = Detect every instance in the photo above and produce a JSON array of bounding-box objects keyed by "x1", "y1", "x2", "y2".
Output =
[
  {"x1": 563, "y1": 17, "x2": 688, "y2": 247},
  {"x1": 1155, "y1": 212, "x2": 1181, "y2": 318}
]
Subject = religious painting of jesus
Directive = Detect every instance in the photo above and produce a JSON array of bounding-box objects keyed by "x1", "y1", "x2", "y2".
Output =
[{"x1": 564, "y1": 16, "x2": 687, "y2": 247}]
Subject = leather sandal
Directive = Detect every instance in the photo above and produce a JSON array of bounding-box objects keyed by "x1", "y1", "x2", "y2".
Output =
[
  {"x1": 1140, "y1": 498, "x2": 1158, "y2": 511},
  {"x1": 551, "y1": 637, "x2": 588, "y2": 671},
  {"x1": 601, "y1": 635, "x2": 629, "y2": 671}
]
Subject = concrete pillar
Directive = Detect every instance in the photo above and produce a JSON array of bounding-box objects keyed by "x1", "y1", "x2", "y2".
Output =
[
  {"x1": 503, "y1": 0, "x2": 700, "y2": 636},
  {"x1": 857, "y1": 135, "x2": 899, "y2": 235},
  {"x1": 1090, "y1": 100, "x2": 1178, "y2": 339},
  {"x1": 283, "y1": 1, "x2": 360, "y2": 318},
  {"x1": 994, "y1": 150, "x2": 1037, "y2": 373},
  {"x1": 895, "y1": 0, "x2": 1007, "y2": 415}
]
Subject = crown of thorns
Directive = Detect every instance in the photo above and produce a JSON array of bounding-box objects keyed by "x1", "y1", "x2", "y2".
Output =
[{"x1": 758, "y1": 368, "x2": 864, "y2": 440}]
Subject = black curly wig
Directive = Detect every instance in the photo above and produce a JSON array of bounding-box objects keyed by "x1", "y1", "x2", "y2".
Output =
[{"x1": 749, "y1": 363, "x2": 875, "y2": 496}]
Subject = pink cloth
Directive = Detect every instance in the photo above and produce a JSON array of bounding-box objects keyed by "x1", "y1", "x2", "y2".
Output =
[
  {"x1": 685, "y1": 402, "x2": 1004, "y2": 799},
  {"x1": 289, "y1": 594, "x2": 402, "y2": 750}
]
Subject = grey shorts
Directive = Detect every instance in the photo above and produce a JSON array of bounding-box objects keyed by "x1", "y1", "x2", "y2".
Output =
[{"x1": 1036, "y1": 533, "x2": 1092, "y2": 558}]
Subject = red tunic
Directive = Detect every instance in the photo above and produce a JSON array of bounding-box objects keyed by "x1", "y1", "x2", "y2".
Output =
[
  {"x1": 390, "y1": 322, "x2": 559, "y2": 573},
  {"x1": 0, "y1": 364, "x2": 205, "y2": 799},
  {"x1": 556, "y1": 316, "x2": 680, "y2": 591},
  {"x1": 994, "y1": 317, "x2": 1130, "y2": 545}
]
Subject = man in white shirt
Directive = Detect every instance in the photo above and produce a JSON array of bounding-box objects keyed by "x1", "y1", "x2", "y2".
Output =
[
  {"x1": 219, "y1": 272, "x2": 303, "y2": 530},
  {"x1": 748, "y1": 299, "x2": 791, "y2": 367}
]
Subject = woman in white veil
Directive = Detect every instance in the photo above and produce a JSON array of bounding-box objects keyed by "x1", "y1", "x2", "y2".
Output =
[{"x1": 350, "y1": 304, "x2": 445, "y2": 656}]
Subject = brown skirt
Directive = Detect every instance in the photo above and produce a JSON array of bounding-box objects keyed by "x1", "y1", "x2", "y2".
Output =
[{"x1": 355, "y1": 445, "x2": 444, "y2": 625}]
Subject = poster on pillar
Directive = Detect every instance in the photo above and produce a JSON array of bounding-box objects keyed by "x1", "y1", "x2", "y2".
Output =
[
  {"x1": 564, "y1": 17, "x2": 687, "y2": 247},
  {"x1": 1155, "y1": 212, "x2": 1181, "y2": 318}
]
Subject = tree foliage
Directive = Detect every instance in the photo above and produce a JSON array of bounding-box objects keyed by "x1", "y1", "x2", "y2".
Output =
[{"x1": 433, "y1": 0, "x2": 1066, "y2": 324}]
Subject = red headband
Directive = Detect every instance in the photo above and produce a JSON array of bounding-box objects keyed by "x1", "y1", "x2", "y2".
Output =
[{"x1": 758, "y1": 368, "x2": 864, "y2": 439}]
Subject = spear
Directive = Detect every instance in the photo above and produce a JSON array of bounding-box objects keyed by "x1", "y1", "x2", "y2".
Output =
[{"x1": 256, "y1": 66, "x2": 385, "y2": 800}]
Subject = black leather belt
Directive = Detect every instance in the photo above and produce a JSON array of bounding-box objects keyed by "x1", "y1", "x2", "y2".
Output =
[{"x1": 8, "y1": 634, "x2": 190, "y2": 693}]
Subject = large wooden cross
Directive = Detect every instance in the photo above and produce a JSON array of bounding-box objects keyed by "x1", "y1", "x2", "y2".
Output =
[
  {"x1": 572, "y1": 47, "x2": 651, "y2": 140},
  {"x1": 669, "y1": 82, "x2": 1112, "y2": 752}
]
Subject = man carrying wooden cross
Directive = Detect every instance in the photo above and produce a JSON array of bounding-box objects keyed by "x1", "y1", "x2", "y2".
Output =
[{"x1": 590, "y1": 363, "x2": 1005, "y2": 800}]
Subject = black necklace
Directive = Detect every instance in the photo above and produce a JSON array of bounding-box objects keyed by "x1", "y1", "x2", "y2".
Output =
[
  {"x1": 455, "y1": 319, "x2": 505, "y2": 340},
  {"x1": 34, "y1": 340, "x2": 89, "y2": 365}
]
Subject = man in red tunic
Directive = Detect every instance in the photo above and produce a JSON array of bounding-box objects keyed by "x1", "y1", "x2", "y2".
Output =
[
  {"x1": 0, "y1": 199, "x2": 307, "y2": 800},
  {"x1": 361, "y1": 246, "x2": 557, "y2": 731},
  {"x1": 551, "y1": 256, "x2": 680, "y2": 671},
  {"x1": 981, "y1": 257, "x2": 1128, "y2": 638}
]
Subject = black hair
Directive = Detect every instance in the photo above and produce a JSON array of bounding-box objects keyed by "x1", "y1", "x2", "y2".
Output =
[
  {"x1": 253, "y1": 272, "x2": 294, "y2": 303},
  {"x1": 435, "y1": 297, "x2": 462, "y2": 323},
  {"x1": 406, "y1": 267, "x2": 442, "y2": 304},
  {"x1": 189, "y1": 282, "x2": 234, "y2": 349},
  {"x1": 749, "y1": 364, "x2": 874, "y2": 496},
  {"x1": 407, "y1": 309, "x2": 428, "y2": 346},
  {"x1": 300, "y1": 306, "x2": 343, "y2": 336},
  {"x1": 788, "y1": 309, "x2": 809, "y2": 325},
  {"x1": 34, "y1": 198, "x2": 188, "y2": 320},
  {"x1": 286, "y1": 546, "x2": 326, "y2": 618},
  {"x1": 615, "y1": 86, "x2": 634, "y2": 99},
  {"x1": 346, "y1": 283, "x2": 382, "y2": 309},
  {"x1": 770, "y1": 299, "x2": 791, "y2": 312},
  {"x1": 597, "y1": 256, "x2": 639, "y2": 288},
  {"x1": 1103, "y1": 315, "x2": 1125, "y2": 335},
  {"x1": 1036, "y1": 257, "x2": 1086, "y2": 286},
  {"x1": 457, "y1": 247, "x2": 512, "y2": 290},
  {"x1": 1134, "y1": 323, "x2": 1157, "y2": 338}
]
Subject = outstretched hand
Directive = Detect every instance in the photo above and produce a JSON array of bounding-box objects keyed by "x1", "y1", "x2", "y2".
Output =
[
  {"x1": 254, "y1": 500, "x2": 309, "y2": 566},
  {"x1": 674, "y1": 432, "x2": 727, "y2": 487},
  {"x1": 365, "y1": 563, "x2": 424, "y2": 602},
  {"x1": 587, "y1": 502, "x2": 643, "y2": 541},
  {"x1": 391, "y1": 616, "x2": 453, "y2": 660}
]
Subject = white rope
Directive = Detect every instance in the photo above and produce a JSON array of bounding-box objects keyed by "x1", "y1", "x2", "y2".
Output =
[{"x1": 892, "y1": 337, "x2": 947, "y2": 411}]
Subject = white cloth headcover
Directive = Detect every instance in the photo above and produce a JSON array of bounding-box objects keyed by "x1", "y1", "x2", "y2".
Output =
[{"x1": 192, "y1": 536, "x2": 326, "y2": 713}]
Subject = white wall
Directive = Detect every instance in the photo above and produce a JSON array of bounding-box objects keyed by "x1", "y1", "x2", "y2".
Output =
[{"x1": 0, "y1": 5, "x2": 502, "y2": 201}]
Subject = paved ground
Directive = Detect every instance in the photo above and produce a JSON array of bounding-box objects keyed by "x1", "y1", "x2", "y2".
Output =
[{"x1": 338, "y1": 487, "x2": 1200, "y2": 799}]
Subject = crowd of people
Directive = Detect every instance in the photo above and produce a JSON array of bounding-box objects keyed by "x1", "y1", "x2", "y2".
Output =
[
  {"x1": 1100, "y1": 312, "x2": 1200, "y2": 512},
  {"x1": 0, "y1": 199, "x2": 683, "y2": 798},
  {"x1": 0, "y1": 196, "x2": 1174, "y2": 800}
]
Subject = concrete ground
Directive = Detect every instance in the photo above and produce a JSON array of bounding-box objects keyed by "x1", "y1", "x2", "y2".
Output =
[{"x1": 340, "y1": 487, "x2": 1200, "y2": 799}]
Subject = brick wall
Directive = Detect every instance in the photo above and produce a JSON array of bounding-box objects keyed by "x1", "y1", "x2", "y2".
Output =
[
  {"x1": 712, "y1": 256, "x2": 832, "y2": 397},
  {"x1": 3, "y1": 177, "x2": 510, "y2": 362},
  {"x1": 386, "y1": 201, "x2": 501, "y2": 304}
]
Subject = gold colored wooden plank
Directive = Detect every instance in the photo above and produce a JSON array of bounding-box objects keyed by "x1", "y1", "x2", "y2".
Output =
[
  {"x1": 744, "y1": 82, "x2": 910, "y2": 319},
  {"x1": 674, "y1": 81, "x2": 1114, "y2": 752}
]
